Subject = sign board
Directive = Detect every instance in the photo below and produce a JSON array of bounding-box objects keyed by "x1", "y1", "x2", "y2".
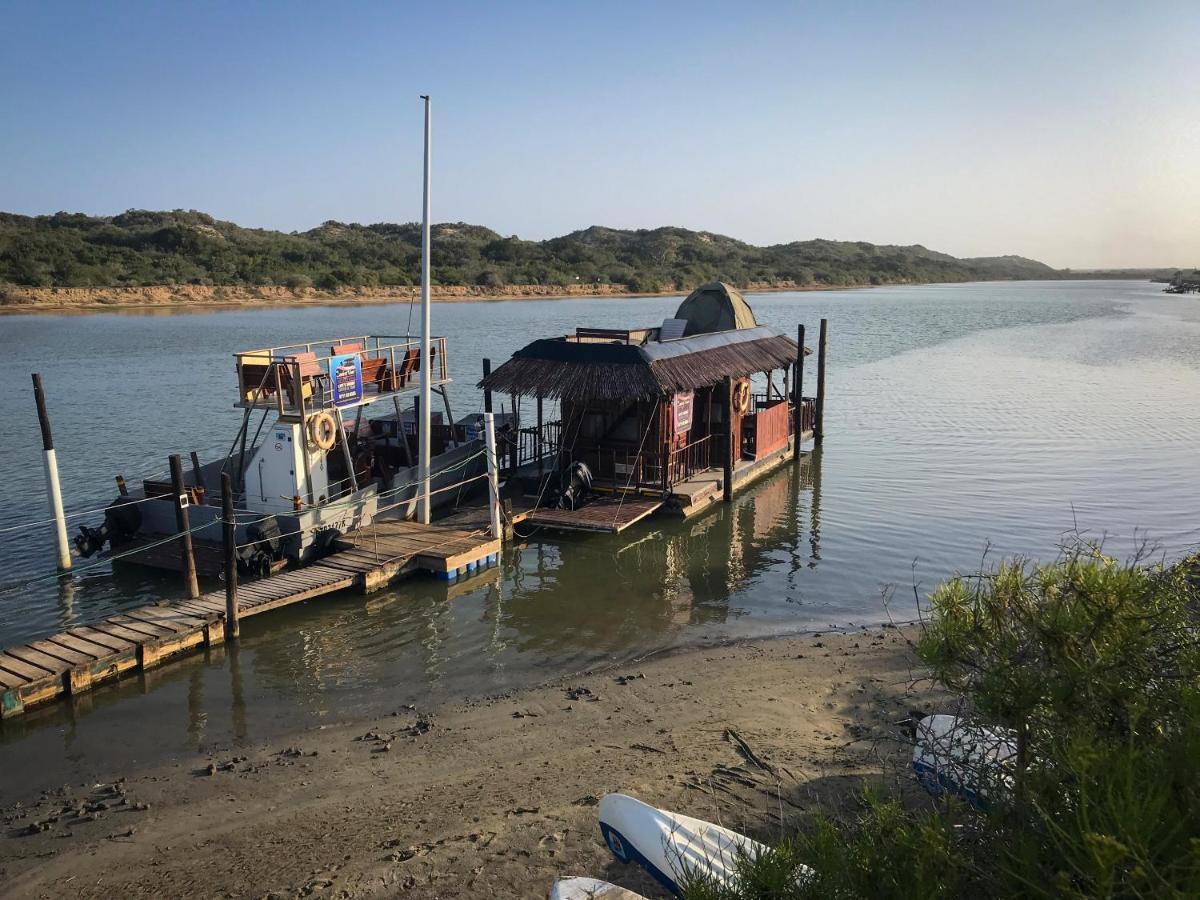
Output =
[
  {"x1": 673, "y1": 391, "x2": 694, "y2": 435},
  {"x1": 329, "y1": 354, "x2": 363, "y2": 407}
]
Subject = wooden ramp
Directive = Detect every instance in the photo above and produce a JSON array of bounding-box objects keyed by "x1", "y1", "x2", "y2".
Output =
[
  {"x1": 335, "y1": 519, "x2": 501, "y2": 585},
  {"x1": 0, "y1": 521, "x2": 500, "y2": 720},
  {"x1": 522, "y1": 496, "x2": 663, "y2": 534}
]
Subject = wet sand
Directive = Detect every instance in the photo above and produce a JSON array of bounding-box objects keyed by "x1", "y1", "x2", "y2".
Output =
[{"x1": 0, "y1": 628, "x2": 931, "y2": 899}]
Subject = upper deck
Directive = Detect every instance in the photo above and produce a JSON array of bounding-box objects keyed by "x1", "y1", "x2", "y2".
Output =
[{"x1": 234, "y1": 334, "x2": 449, "y2": 414}]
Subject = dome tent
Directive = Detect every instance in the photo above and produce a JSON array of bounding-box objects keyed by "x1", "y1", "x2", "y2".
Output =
[{"x1": 673, "y1": 282, "x2": 758, "y2": 336}]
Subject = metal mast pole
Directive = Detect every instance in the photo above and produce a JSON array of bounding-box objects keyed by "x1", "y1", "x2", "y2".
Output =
[{"x1": 418, "y1": 94, "x2": 432, "y2": 524}]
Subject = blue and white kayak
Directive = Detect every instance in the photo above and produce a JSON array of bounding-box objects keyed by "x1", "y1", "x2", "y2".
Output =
[
  {"x1": 549, "y1": 876, "x2": 648, "y2": 899},
  {"x1": 912, "y1": 713, "x2": 1016, "y2": 809},
  {"x1": 598, "y1": 793, "x2": 776, "y2": 895}
]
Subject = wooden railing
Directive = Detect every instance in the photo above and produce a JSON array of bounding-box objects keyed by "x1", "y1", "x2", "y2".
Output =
[
  {"x1": 516, "y1": 419, "x2": 562, "y2": 468},
  {"x1": 666, "y1": 434, "x2": 715, "y2": 484}
]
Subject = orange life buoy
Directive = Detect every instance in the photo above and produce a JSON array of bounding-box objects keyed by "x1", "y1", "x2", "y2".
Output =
[
  {"x1": 308, "y1": 411, "x2": 338, "y2": 450},
  {"x1": 733, "y1": 380, "x2": 751, "y2": 415}
]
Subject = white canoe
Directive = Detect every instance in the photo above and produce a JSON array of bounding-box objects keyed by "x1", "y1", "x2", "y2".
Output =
[
  {"x1": 597, "y1": 793, "x2": 769, "y2": 894},
  {"x1": 549, "y1": 876, "x2": 648, "y2": 899},
  {"x1": 912, "y1": 713, "x2": 1016, "y2": 809}
]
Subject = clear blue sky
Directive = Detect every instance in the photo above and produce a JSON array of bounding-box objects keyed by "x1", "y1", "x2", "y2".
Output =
[{"x1": 2, "y1": 1, "x2": 1196, "y2": 267}]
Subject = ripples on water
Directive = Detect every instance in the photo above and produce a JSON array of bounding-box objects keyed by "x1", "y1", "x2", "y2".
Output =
[{"x1": 1, "y1": 280, "x2": 1198, "y2": 786}]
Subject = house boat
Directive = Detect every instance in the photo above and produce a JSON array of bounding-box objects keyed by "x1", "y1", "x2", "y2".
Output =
[
  {"x1": 480, "y1": 282, "x2": 820, "y2": 533},
  {"x1": 74, "y1": 334, "x2": 486, "y2": 577}
]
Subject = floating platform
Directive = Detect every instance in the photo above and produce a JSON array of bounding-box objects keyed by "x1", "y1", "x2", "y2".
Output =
[
  {"x1": 522, "y1": 496, "x2": 664, "y2": 534},
  {"x1": 0, "y1": 519, "x2": 499, "y2": 720}
]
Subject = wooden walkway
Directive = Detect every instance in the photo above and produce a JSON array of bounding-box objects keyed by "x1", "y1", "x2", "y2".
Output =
[{"x1": 0, "y1": 520, "x2": 499, "y2": 720}]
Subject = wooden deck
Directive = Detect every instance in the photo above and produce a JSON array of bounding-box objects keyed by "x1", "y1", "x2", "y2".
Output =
[
  {"x1": 0, "y1": 519, "x2": 499, "y2": 720},
  {"x1": 521, "y1": 496, "x2": 664, "y2": 534}
]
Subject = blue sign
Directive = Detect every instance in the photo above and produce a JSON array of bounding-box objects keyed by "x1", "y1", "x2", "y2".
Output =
[{"x1": 329, "y1": 354, "x2": 363, "y2": 407}]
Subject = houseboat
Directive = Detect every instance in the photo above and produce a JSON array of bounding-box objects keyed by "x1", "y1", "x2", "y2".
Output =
[
  {"x1": 480, "y1": 282, "x2": 820, "y2": 533},
  {"x1": 73, "y1": 334, "x2": 487, "y2": 577}
]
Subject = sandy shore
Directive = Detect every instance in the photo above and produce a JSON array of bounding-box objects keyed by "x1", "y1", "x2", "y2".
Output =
[
  {"x1": 0, "y1": 281, "x2": 866, "y2": 315},
  {"x1": 0, "y1": 628, "x2": 931, "y2": 899}
]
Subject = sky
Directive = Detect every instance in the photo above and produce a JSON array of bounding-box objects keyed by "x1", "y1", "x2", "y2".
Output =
[{"x1": 1, "y1": 1, "x2": 1197, "y2": 269}]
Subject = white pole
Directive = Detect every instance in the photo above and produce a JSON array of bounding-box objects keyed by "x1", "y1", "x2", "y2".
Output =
[
  {"x1": 483, "y1": 412, "x2": 503, "y2": 541},
  {"x1": 418, "y1": 94, "x2": 432, "y2": 525},
  {"x1": 32, "y1": 374, "x2": 72, "y2": 570},
  {"x1": 44, "y1": 449, "x2": 71, "y2": 570}
]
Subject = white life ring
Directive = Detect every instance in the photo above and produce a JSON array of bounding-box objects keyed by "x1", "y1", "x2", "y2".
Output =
[{"x1": 308, "y1": 411, "x2": 338, "y2": 450}]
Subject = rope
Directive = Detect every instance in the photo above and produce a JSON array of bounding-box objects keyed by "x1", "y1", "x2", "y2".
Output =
[
  {"x1": 610, "y1": 410, "x2": 656, "y2": 528},
  {"x1": 0, "y1": 492, "x2": 179, "y2": 535}
]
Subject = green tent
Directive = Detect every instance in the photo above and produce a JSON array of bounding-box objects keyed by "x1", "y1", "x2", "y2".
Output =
[{"x1": 674, "y1": 282, "x2": 758, "y2": 336}]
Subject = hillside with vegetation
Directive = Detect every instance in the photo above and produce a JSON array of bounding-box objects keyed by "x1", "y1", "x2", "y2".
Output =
[{"x1": 0, "y1": 209, "x2": 1066, "y2": 296}]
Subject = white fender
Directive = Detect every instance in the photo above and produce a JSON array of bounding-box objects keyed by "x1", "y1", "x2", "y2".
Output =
[{"x1": 912, "y1": 714, "x2": 1017, "y2": 809}]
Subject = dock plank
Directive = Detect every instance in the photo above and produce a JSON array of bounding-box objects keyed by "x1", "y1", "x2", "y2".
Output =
[
  {"x1": 5, "y1": 645, "x2": 71, "y2": 675},
  {"x1": 47, "y1": 632, "x2": 116, "y2": 660},
  {"x1": 69, "y1": 624, "x2": 136, "y2": 651},
  {"x1": 0, "y1": 653, "x2": 56, "y2": 682},
  {"x1": 25, "y1": 639, "x2": 97, "y2": 667}
]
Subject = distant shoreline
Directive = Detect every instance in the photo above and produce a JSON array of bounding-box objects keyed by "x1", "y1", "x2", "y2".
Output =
[
  {"x1": 0, "y1": 277, "x2": 1125, "y2": 315},
  {"x1": 0, "y1": 280, "x2": 857, "y2": 314}
]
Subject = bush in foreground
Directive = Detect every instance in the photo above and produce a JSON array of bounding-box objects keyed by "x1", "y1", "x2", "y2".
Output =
[{"x1": 681, "y1": 547, "x2": 1200, "y2": 900}]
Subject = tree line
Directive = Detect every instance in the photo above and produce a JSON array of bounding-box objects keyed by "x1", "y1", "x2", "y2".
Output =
[{"x1": 0, "y1": 209, "x2": 1064, "y2": 292}]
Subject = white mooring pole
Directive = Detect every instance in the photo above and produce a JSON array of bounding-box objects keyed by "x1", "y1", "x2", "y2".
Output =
[
  {"x1": 483, "y1": 412, "x2": 503, "y2": 540},
  {"x1": 418, "y1": 94, "x2": 433, "y2": 525},
  {"x1": 32, "y1": 373, "x2": 71, "y2": 570}
]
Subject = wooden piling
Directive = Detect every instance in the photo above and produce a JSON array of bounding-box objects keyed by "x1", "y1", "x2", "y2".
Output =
[
  {"x1": 794, "y1": 323, "x2": 805, "y2": 459},
  {"x1": 221, "y1": 473, "x2": 239, "y2": 640},
  {"x1": 189, "y1": 451, "x2": 206, "y2": 492},
  {"x1": 815, "y1": 318, "x2": 828, "y2": 445},
  {"x1": 483, "y1": 412, "x2": 503, "y2": 540},
  {"x1": 168, "y1": 454, "x2": 201, "y2": 599},
  {"x1": 723, "y1": 376, "x2": 735, "y2": 502},
  {"x1": 115, "y1": 474, "x2": 129, "y2": 497},
  {"x1": 31, "y1": 374, "x2": 71, "y2": 570}
]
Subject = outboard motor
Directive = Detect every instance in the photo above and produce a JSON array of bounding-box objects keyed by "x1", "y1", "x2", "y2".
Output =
[
  {"x1": 237, "y1": 516, "x2": 283, "y2": 580},
  {"x1": 557, "y1": 461, "x2": 594, "y2": 511},
  {"x1": 74, "y1": 496, "x2": 143, "y2": 558}
]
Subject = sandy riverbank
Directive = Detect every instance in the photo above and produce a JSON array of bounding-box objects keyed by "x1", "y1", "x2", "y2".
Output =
[
  {"x1": 0, "y1": 628, "x2": 933, "y2": 899},
  {"x1": 0, "y1": 281, "x2": 863, "y2": 314}
]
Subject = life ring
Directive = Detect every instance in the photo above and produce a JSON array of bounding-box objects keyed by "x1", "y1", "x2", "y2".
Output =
[
  {"x1": 308, "y1": 411, "x2": 338, "y2": 450},
  {"x1": 733, "y1": 380, "x2": 751, "y2": 415}
]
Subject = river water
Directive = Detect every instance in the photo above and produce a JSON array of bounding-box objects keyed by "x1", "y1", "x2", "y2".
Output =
[{"x1": 1, "y1": 280, "x2": 1198, "y2": 792}]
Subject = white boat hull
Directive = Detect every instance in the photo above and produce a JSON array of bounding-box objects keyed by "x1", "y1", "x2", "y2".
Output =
[
  {"x1": 597, "y1": 793, "x2": 767, "y2": 895},
  {"x1": 912, "y1": 714, "x2": 1016, "y2": 809}
]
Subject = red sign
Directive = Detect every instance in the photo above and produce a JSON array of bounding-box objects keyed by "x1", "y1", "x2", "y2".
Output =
[{"x1": 673, "y1": 391, "x2": 694, "y2": 435}]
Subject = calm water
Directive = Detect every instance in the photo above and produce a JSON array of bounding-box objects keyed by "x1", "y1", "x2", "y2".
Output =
[{"x1": 1, "y1": 280, "x2": 1198, "y2": 795}]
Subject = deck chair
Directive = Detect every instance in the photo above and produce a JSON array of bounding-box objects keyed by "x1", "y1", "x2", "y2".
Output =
[{"x1": 282, "y1": 351, "x2": 323, "y2": 407}]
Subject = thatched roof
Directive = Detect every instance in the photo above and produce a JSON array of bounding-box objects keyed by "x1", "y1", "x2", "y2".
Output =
[{"x1": 479, "y1": 325, "x2": 806, "y2": 401}]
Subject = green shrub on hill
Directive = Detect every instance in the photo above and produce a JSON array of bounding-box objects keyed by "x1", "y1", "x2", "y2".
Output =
[{"x1": 0, "y1": 209, "x2": 1063, "y2": 291}]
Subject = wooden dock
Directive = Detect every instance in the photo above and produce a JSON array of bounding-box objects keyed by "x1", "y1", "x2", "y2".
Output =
[
  {"x1": 0, "y1": 520, "x2": 499, "y2": 720},
  {"x1": 521, "y1": 496, "x2": 664, "y2": 534}
]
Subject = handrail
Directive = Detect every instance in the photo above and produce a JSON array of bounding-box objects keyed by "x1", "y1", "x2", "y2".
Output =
[{"x1": 235, "y1": 335, "x2": 449, "y2": 413}]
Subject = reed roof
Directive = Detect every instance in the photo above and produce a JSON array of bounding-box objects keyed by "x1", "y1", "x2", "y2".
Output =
[{"x1": 479, "y1": 325, "x2": 805, "y2": 401}]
